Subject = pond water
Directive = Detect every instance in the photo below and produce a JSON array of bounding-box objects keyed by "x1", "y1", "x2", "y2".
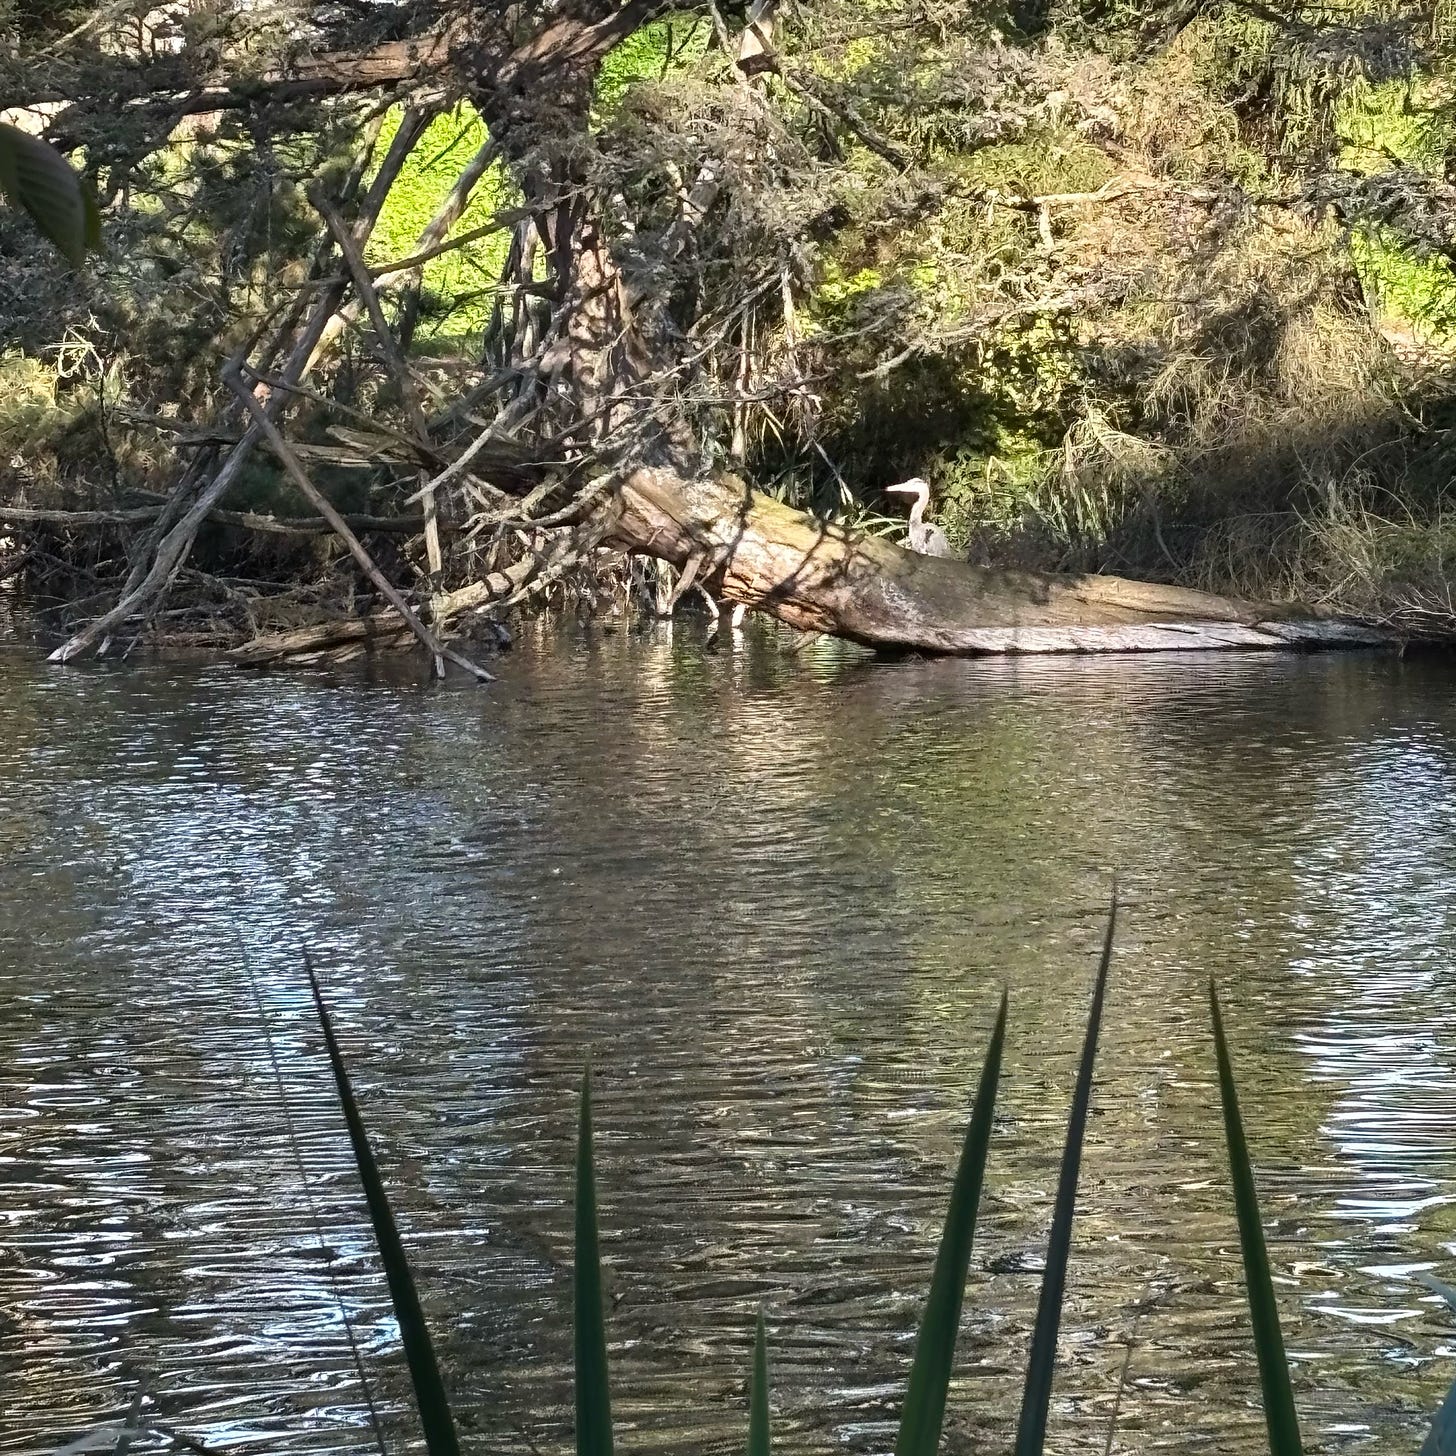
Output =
[{"x1": 3, "y1": 624, "x2": 1456, "y2": 1456}]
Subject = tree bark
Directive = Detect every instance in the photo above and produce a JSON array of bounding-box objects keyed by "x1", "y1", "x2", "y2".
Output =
[{"x1": 606, "y1": 468, "x2": 1390, "y2": 653}]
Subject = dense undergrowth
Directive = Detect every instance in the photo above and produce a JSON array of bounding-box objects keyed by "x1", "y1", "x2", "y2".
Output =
[{"x1": 5, "y1": 1, "x2": 1456, "y2": 639}]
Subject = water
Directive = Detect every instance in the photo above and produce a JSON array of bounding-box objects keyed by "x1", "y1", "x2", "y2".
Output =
[{"x1": 3, "y1": 624, "x2": 1456, "y2": 1455}]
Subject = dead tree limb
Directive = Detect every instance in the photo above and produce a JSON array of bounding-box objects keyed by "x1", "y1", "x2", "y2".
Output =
[
  {"x1": 47, "y1": 107, "x2": 435, "y2": 664},
  {"x1": 226, "y1": 368, "x2": 493, "y2": 682},
  {"x1": 0, "y1": 504, "x2": 422, "y2": 535},
  {"x1": 314, "y1": 189, "x2": 446, "y2": 574}
]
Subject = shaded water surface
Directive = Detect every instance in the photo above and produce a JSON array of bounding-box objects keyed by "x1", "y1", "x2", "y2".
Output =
[{"x1": 3, "y1": 627, "x2": 1456, "y2": 1455}]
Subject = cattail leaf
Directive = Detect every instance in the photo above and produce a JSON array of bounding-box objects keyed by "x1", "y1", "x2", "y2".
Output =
[
  {"x1": 0, "y1": 123, "x2": 91, "y2": 266},
  {"x1": 1013, "y1": 895, "x2": 1117, "y2": 1456},
  {"x1": 307, "y1": 957, "x2": 461, "y2": 1456},
  {"x1": 1420, "y1": 1377, "x2": 1456, "y2": 1456},
  {"x1": 894, "y1": 988, "x2": 1009, "y2": 1456},
  {"x1": 1210, "y1": 981, "x2": 1302, "y2": 1456},
  {"x1": 747, "y1": 1310, "x2": 771, "y2": 1456},
  {"x1": 576, "y1": 1070, "x2": 614, "y2": 1456},
  {"x1": 1415, "y1": 1271, "x2": 1456, "y2": 1313}
]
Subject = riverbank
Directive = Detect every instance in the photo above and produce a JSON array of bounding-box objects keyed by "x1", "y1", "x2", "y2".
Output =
[{"x1": 0, "y1": 486, "x2": 1432, "y2": 672}]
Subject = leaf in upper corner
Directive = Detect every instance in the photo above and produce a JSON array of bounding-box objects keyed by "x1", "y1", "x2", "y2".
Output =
[{"x1": 0, "y1": 122, "x2": 92, "y2": 266}]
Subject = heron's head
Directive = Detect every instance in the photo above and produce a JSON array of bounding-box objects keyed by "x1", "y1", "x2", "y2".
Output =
[{"x1": 885, "y1": 477, "x2": 931, "y2": 505}]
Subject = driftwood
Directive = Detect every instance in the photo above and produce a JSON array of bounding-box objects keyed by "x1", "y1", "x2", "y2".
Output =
[
  {"x1": 229, "y1": 575, "x2": 525, "y2": 667},
  {"x1": 228, "y1": 554, "x2": 550, "y2": 668},
  {"x1": 606, "y1": 467, "x2": 1393, "y2": 655},
  {"x1": 228, "y1": 612, "x2": 421, "y2": 664},
  {"x1": 0, "y1": 503, "x2": 423, "y2": 535}
]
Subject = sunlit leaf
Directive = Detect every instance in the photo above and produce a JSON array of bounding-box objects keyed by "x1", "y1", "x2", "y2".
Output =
[
  {"x1": 894, "y1": 988, "x2": 1009, "y2": 1456},
  {"x1": 1013, "y1": 896, "x2": 1117, "y2": 1456},
  {"x1": 307, "y1": 956, "x2": 461, "y2": 1456},
  {"x1": 1210, "y1": 980, "x2": 1302, "y2": 1456}
]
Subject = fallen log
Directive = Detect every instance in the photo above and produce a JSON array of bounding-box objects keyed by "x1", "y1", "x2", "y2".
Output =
[
  {"x1": 606, "y1": 467, "x2": 1394, "y2": 654},
  {"x1": 227, "y1": 563, "x2": 536, "y2": 666},
  {"x1": 0, "y1": 502, "x2": 423, "y2": 535}
]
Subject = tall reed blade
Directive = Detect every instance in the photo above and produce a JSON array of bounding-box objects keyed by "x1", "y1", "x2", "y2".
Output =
[
  {"x1": 1013, "y1": 895, "x2": 1117, "y2": 1456},
  {"x1": 576, "y1": 1070, "x2": 614, "y2": 1456},
  {"x1": 894, "y1": 988, "x2": 1009, "y2": 1456},
  {"x1": 1419, "y1": 1377, "x2": 1456, "y2": 1456},
  {"x1": 747, "y1": 1310, "x2": 771, "y2": 1456},
  {"x1": 1415, "y1": 1271, "x2": 1456, "y2": 1312},
  {"x1": 306, "y1": 957, "x2": 462, "y2": 1456},
  {"x1": 1209, "y1": 981, "x2": 1302, "y2": 1456}
]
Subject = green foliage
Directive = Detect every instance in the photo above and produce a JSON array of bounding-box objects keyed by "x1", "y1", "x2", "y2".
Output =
[
  {"x1": 575, "y1": 1070, "x2": 614, "y2": 1456},
  {"x1": 1190, "y1": 8, "x2": 1341, "y2": 158},
  {"x1": 956, "y1": 129, "x2": 1112, "y2": 197},
  {"x1": 1349, "y1": 228, "x2": 1456, "y2": 340},
  {"x1": 895, "y1": 990, "x2": 1007, "y2": 1456},
  {"x1": 1335, "y1": 78, "x2": 1456, "y2": 339},
  {"x1": 1337, "y1": 77, "x2": 1455, "y2": 175},
  {"x1": 597, "y1": 14, "x2": 711, "y2": 113},
  {"x1": 1014, "y1": 903, "x2": 1115, "y2": 1456},
  {"x1": 0, "y1": 351, "x2": 81, "y2": 458},
  {"x1": 306, "y1": 958, "x2": 462, "y2": 1456},
  {"x1": 809, "y1": 260, "x2": 884, "y2": 317},
  {"x1": 368, "y1": 105, "x2": 517, "y2": 344}
]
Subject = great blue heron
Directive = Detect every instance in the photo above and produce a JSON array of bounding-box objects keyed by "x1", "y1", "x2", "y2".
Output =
[{"x1": 886, "y1": 478, "x2": 955, "y2": 558}]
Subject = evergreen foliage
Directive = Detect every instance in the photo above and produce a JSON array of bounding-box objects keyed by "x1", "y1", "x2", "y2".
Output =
[{"x1": 4, "y1": 0, "x2": 1456, "y2": 634}]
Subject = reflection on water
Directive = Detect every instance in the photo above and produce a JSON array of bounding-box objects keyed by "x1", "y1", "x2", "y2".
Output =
[{"x1": 3, "y1": 626, "x2": 1456, "y2": 1454}]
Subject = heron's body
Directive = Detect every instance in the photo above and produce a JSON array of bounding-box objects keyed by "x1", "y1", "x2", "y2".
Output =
[{"x1": 886, "y1": 478, "x2": 956, "y2": 558}]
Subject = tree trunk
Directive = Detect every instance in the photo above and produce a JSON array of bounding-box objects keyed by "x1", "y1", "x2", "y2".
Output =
[{"x1": 607, "y1": 468, "x2": 1389, "y2": 653}]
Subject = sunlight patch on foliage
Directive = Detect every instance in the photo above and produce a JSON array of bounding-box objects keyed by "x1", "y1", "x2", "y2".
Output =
[
  {"x1": 597, "y1": 14, "x2": 712, "y2": 114},
  {"x1": 369, "y1": 104, "x2": 516, "y2": 345},
  {"x1": 1335, "y1": 77, "x2": 1456, "y2": 341}
]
